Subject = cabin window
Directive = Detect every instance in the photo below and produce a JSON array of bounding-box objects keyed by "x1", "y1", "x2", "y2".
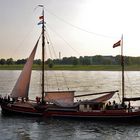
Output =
[
  {"x1": 89, "y1": 104, "x2": 96, "y2": 109},
  {"x1": 84, "y1": 104, "x2": 87, "y2": 108},
  {"x1": 89, "y1": 105, "x2": 92, "y2": 108}
]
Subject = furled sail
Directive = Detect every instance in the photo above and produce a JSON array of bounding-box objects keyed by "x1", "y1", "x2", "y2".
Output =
[
  {"x1": 45, "y1": 91, "x2": 75, "y2": 106},
  {"x1": 91, "y1": 92, "x2": 115, "y2": 102},
  {"x1": 10, "y1": 38, "x2": 40, "y2": 98},
  {"x1": 79, "y1": 92, "x2": 115, "y2": 105}
]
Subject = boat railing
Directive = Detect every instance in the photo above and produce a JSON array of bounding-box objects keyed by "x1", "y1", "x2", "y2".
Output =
[
  {"x1": 28, "y1": 99, "x2": 37, "y2": 103},
  {"x1": 130, "y1": 106, "x2": 140, "y2": 112}
]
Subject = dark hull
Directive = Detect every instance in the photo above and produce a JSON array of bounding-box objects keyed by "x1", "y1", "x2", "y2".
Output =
[
  {"x1": 44, "y1": 109, "x2": 140, "y2": 121},
  {"x1": 1, "y1": 103, "x2": 43, "y2": 117},
  {"x1": 2, "y1": 103, "x2": 140, "y2": 121}
]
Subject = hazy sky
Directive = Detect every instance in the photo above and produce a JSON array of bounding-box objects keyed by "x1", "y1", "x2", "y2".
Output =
[{"x1": 0, "y1": 0, "x2": 140, "y2": 60}]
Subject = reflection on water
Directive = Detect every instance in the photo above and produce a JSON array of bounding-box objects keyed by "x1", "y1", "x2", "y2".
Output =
[
  {"x1": 1, "y1": 114, "x2": 140, "y2": 140},
  {"x1": 0, "y1": 70, "x2": 140, "y2": 139}
]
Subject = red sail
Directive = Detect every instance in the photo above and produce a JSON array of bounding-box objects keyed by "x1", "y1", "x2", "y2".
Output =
[
  {"x1": 45, "y1": 91, "x2": 75, "y2": 106},
  {"x1": 10, "y1": 38, "x2": 40, "y2": 98},
  {"x1": 92, "y1": 92, "x2": 115, "y2": 102}
]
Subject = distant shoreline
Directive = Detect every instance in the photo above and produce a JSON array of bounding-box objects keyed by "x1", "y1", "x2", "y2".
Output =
[{"x1": 0, "y1": 64, "x2": 140, "y2": 71}]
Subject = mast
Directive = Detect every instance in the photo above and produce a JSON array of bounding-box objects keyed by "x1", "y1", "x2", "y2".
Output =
[
  {"x1": 113, "y1": 35, "x2": 124, "y2": 104},
  {"x1": 121, "y1": 35, "x2": 124, "y2": 104},
  {"x1": 41, "y1": 7, "x2": 45, "y2": 103}
]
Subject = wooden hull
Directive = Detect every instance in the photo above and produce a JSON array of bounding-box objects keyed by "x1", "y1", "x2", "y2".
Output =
[
  {"x1": 44, "y1": 109, "x2": 140, "y2": 121},
  {"x1": 1, "y1": 103, "x2": 43, "y2": 117},
  {"x1": 2, "y1": 103, "x2": 140, "y2": 121}
]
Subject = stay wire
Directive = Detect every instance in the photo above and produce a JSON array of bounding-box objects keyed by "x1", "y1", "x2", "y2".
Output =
[
  {"x1": 46, "y1": 31, "x2": 71, "y2": 90},
  {"x1": 45, "y1": 30, "x2": 68, "y2": 90},
  {"x1": 9, "y1": 7, "x2": 42, "y2": 59},
  {"x1": 45, "y1": 29, "x2": 57, "y2": 58},
  {"x1": 47, "y1": 24, "x2": 81, "y2": 56},
  {"x1": 10, "y1": 24, "x2": 38, "y2": 60},
  {"x1": 44, "y1": 32, "x2": 60, "y2": 90},
  {"x1": 44, "y1": 31, "x2": 70, "y2": 90},
  {"x1": 116, "y1": 70, "x2": 122, "y2": 103},
  {"x1": 125, "y1": 71, "x2": 140, "y2": 97},
  {"x1": 44, "y1": 8, "x2": 116, "y2": 39}
]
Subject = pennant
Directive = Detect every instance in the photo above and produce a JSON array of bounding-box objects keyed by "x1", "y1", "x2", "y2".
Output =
[
  {"x1": 39, "y1": 16, "x2": 44, "y2": 20},
  {"x1": 113, "y1": 40, "x2": 121, "y2": 48},
  {"x1": 38, "y1": 5, "x2": 44, "y2": 7},
  {"x1": 38, "y1": 20, "x2": 43, "y2": 25},
  {"x1": 37, "y1": 20, "x2": 46, "y2": 25}
]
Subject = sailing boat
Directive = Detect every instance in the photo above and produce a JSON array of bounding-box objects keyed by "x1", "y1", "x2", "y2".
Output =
[{"x1": 2, "y1": 6, "x2": 140, "y2": 120}]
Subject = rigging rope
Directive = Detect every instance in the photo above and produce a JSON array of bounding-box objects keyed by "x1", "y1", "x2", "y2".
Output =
[
  {"x1": 11, "y1": 9, "x2": 42, "y2": 59},
  {"x1": 44, "y1": 33, "x2": 60, "y2": 90},
  {"x1": 44, "y1": 29, "x2": 58, "y2": 58},
  {"x1": 43, "y1": 8, "x2": 120, "y2": 93},
  {"x1": 46, "y1": 24, "x2": 81, "y2": 56},
  {"x1": 10, "y1": 25, "x2": 38, "y2": 59},
  {"x1": 44, "y1": 31, "x2": 71, "y2": 91},
  {"x1": 125, "y1": 71, "x2": 140, "y2": 98},
  {"x1": 44, "y1": 28, "x2": 91, "y2": 91},
  {"x1": 44, "y1": 8, "x2": 116, "y2": 39}
]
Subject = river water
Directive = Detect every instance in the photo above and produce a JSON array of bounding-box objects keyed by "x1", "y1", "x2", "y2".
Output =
[{"x1": 1, "y1": 70, "x2": 140, "y2": 140}]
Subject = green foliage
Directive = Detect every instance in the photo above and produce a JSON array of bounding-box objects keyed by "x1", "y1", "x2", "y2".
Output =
[
  {"x1": 0, "y1": 64, "x2": 140, "y2": 71},
  {"x1": 0, "y1": 58, "x2": 6, "y2": 65},
  {"x1": 45, "y1": 58, "x2": 53, "y2": 68},
  {"x1": 6, "y1": 58, "x2": 14, "y2": 65},
  {"x1": 1, "y1": 55, "x2": 140, "y2": 68},
  {"x1": 16, "y1": 59, "x2": 26, "y2": 64},
  {"x1": 34, "y1": 59, "x2": 41, "y2": 65}
]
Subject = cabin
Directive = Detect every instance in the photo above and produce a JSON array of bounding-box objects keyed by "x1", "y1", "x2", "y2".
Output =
[{"x1": 79, "y1": 101, "x2": 105, "y2": 112}]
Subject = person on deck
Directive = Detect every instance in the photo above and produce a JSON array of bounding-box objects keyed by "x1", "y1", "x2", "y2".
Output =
[
  {"x1": 36, "y1": 96, "x2": 39, "y2": 104},
  {"x1": 8, "y1": 95, "x2": 10, "y2": 103},
  {"x1": 0, "y1": 95, "x2": 3, "y2": 104}
]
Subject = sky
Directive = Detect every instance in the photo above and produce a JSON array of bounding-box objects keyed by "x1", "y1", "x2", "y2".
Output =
[{"x1": 1, "y1": 0, "x2": 140, "y2": 60}]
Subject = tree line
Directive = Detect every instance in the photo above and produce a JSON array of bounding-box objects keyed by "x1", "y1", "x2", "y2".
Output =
[
  {"x1": 1, "y1": 55, "x2": 140, "y2": 66},
  {"x1": 0, "y1": 58, "x2": 42, "y2": 65},
  {"x1": 52, "y1": 55, "x2": 140, "y2": 66}
]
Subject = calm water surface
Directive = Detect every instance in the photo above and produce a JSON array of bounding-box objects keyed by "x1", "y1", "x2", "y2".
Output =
[{"x1": 1, "y1": 70, "x2": 140, "y2": 140}]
